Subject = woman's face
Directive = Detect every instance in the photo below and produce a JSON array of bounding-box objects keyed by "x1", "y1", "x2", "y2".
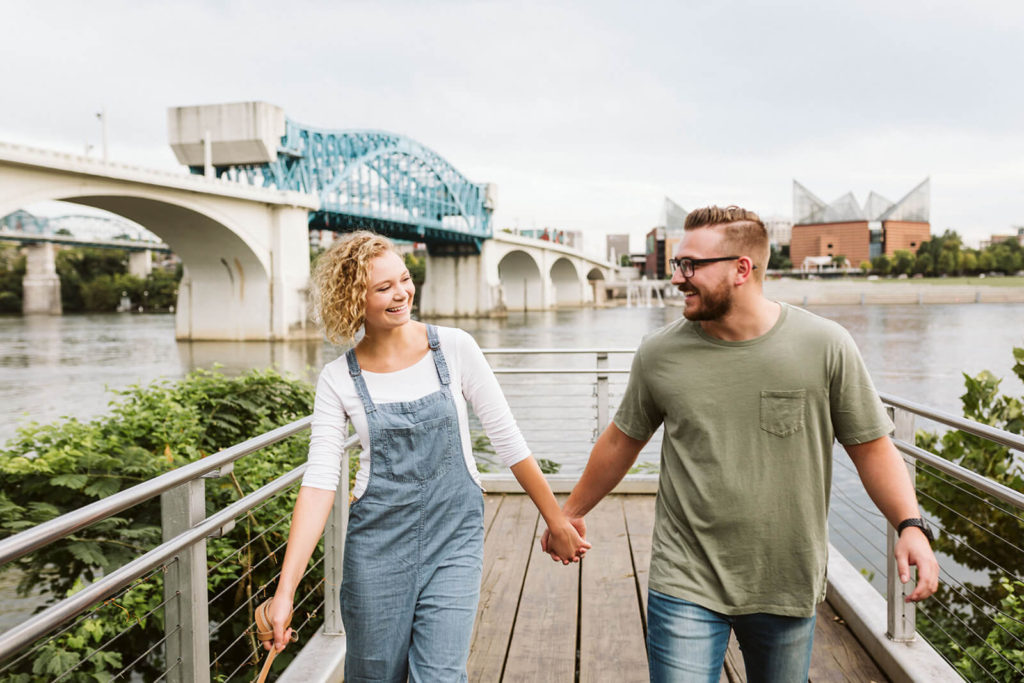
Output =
[{"x1": 363, "y1": 250, "x2": 415, "y2": 332}]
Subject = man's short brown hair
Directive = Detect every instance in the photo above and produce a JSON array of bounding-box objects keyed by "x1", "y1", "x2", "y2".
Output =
[{"x1": 684, "y1": 205, "x2": 769, "y2": 281}]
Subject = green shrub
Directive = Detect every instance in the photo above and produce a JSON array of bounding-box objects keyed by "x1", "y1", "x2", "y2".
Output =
[
  {"x1": 915, "y1": 347, "x2": 1024, "y2": 680},
  {"x1": 0, "y1": 368, "x2": 316, "y2": 682}
]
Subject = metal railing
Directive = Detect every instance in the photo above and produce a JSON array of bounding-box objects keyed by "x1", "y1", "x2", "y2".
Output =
[
  {"x1": 0, "y1": 416, "x2": 355, "y2": 682},
  {"x1": 0, "y1": 349, "x2": 1020, "y2": 681},
  {"x1": 828, "y1": 391, "x2": 1024, "y2": 680}
]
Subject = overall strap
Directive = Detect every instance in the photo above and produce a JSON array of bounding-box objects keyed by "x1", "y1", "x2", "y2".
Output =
[
  {"x1": 345, "y1": 348, "x2": 376, "y2": 413},
  {"x1": 426, "y1": 325, "x2": 452, "y2": 386}
]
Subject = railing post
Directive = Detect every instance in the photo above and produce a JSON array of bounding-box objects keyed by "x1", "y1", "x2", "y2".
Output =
[
  {"x1": 886, "y1": 405, "x2": 917, "y2": 642},
  {"x1": 161, "y1": 479, "x2": 211, "y2": 683},
  {"x1": 596, "y1": 352, "x2": 609, "y2": 439},
  {"x1": 322, "y1": 449, "x2": 349, "y2": 635}
]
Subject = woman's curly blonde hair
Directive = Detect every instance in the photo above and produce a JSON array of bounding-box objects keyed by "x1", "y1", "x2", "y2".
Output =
[{"x1": 313, "y1": 231, "x2": 398, "y2": 343}]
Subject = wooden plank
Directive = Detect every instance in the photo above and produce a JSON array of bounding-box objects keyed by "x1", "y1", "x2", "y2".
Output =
[
  {"x1": 809, "y1": 600, "x2": 888, "y2": 683},
  {"x1": 468, "y1": 495, "x2": 538, "y2": 681},
  {"x1": 622, "y1": 495, "x2": 656, "y2": 624},
  {"x1": 502, "y1": 495, "x2": 579, "y2": 682},
  {"x1": 579, "y1": 496, "x2": 648, "y2": 683},
  {"x1": 482, "y1": 491, "x2": 503, "y2": 536}
]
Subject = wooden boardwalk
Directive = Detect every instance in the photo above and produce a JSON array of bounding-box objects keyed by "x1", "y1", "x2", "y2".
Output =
[{"x1": 470, "y1": 494, "x2": 889, "y2": 682}]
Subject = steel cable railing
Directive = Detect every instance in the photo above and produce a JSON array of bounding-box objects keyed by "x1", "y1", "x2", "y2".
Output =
[
  {"x1": 869, "y1": 396, "x2": 1024, "y2": 677},
  {"x1": 917, "y1": 609, "x2": 1000, "y2": 681},
  {"x1": 0, "y1": 559, "x2": 176, "y2": 681}
]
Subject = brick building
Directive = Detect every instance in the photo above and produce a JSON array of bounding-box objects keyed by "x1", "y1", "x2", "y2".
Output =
[
  {"x1": 645, "y1": 198, "x2": 687, "y2": 278},
  {"x1": 789, "y1": 179, "x2": 931, "y2": 269}
]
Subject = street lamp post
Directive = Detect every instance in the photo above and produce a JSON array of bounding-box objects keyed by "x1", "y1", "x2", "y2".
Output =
[{"x1": 96, "y1": 108, "x2": 108, "y2": 163}]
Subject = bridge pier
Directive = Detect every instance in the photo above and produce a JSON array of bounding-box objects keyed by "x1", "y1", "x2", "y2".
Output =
[
  {"x1": 128, "y1": 250, "x2": 152, "y2": 278},
  {"x1": 420, "y1": 249, "x2": 503, "y2": 317},
  {"x1": 22, "y1": 242, "x2": 62, "y2": 315}
]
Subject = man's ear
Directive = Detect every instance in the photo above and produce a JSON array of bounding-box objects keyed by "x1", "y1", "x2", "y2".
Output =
[{"x1": 734, "y1": 256, "x2": 756, "y2": 285}]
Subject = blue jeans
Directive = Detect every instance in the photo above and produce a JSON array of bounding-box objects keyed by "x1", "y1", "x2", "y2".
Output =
[{"x1": 647, "y1": 589, "x2": 816, "y2": 683}]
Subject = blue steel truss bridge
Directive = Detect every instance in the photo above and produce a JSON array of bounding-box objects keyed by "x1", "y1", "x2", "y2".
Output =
[{"x1": 169, "y1": 102, "x2": 494, "y2": 253}]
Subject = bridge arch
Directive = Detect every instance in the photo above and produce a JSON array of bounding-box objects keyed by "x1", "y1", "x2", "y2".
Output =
[
  {"x1": 550, "y1": 257, "x2": 582, "y2": 306},
  {"x1": 0, "y1": 155, "x2": 314, "y2": 340},
  {"x1": 497, "y1": 250, "x2": 543, "y2": 311},
  {"x1": 586, "y1": 267, "x2": 606, "y2": 306}
]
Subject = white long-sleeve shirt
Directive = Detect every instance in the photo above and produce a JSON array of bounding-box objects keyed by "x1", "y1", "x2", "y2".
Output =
[{"x1": 301, "y1": 326, "x2": 531, "y2": 498}]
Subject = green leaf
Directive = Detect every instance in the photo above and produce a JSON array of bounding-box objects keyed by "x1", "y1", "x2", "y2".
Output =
[
  {"x1": 34, "y1": 647, "x2": 79, "y2": 675},
  {"x1": 84, "y1": 477, "x2": 122, "y2": 498},
  {"x1": 46, "y1": 473, "x2": 89, "y2": 489},
  {"x1": 68, "y1": 541, "x2": 107, "y2": 566}
]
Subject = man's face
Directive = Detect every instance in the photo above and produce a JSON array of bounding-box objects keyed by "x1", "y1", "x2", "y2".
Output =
[{"x1": 670, "y1": 229, "x2": 735, "y2": 322}]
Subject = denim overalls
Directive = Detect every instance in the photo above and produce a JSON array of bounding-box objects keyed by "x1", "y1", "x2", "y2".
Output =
[{"x1": 341, "y1": 325, "x2": 484, "y2": 682}]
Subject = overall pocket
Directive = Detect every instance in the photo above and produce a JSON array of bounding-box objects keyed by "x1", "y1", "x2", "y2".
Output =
[
  {"x1": 382, "y1": 415, "x2": 454, "y2": 482},
  {"x1": 759, "y1": 389, "x2": 806, "y2": 437}
]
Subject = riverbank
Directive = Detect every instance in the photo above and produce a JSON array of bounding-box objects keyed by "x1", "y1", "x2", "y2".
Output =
[{"x1": 760, "y1": 277, "x2": 1024, "y2": 305}]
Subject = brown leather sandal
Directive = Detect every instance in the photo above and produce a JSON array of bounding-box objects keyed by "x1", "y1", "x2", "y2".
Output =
[{"x1": 254, "y1": 598, "x2": 297, "y2": 683}]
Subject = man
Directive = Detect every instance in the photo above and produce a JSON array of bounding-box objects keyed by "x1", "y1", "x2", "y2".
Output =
[{"x1": 542, "y1": 206, "x2": 938, "y2": 681}]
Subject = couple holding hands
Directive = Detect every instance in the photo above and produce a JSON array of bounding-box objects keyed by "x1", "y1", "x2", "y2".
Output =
[{"x1": 261, "y1": 206, "x2": 938, "y2": 683}]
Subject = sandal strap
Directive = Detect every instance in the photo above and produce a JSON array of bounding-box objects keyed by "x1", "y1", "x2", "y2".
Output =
[{"x1": 255, "y1": 599, "x2": 294, "y2": 642}]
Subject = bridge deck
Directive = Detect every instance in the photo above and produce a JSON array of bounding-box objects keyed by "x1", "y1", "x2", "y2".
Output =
[{"x1": 471, "y1": 494, "x2": 888, "y2": 682}]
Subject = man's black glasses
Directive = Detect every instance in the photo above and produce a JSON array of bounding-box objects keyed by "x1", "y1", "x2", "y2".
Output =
[{"x1": 669, "y1": 256, "x2": 756, "y2": 278}]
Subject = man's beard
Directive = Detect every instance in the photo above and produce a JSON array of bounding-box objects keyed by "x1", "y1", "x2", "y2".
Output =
[{"x1": 681, "y1": 280, "x2": 733, "y2": 321}]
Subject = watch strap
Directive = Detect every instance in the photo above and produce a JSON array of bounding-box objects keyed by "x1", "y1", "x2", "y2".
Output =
[{"x1": 896, "y1": 517, "x2": 934, "y2": 542}]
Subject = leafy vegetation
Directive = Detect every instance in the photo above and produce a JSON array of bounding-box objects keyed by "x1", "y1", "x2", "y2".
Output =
[
  {"x1": 0, "y1": 246, "x2": 26, "y2": 313},
  {"x1": 914, "y1": 347, "x2": 1024, "y2": 680},
  {"x1": 768, "y1": 244, "x2": 791, "y2": 270},
  {"x1": 0, "y1": 369, "x2": 316, "y2": 681},
  {"x1": 56, "y1": 247, "x2": 181, "y2": 312},
  {"x1": 0, "y1": 244, "x2": 181, "y2": 314}
]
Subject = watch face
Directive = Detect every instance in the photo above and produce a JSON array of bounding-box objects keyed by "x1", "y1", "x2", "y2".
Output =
[{"x1": 898, "y1": 518, "x2": 934, "y2": 542}]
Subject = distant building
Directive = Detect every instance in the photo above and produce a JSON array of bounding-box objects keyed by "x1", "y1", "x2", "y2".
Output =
[
  {"x1": 606, "y1": 234, "x2": 630, "y2": 264},
  {"x1": 789, "y1": 179, "x2": 931, "y2": 269},
  {"x1": 979, "y1": 227, "x2": 1024, "y2": 250},
  {"x1": 763, "y1": 215, "x2": 793, "y2": 247},
  {"x1": 645, "y1": 198, "x2": 687, "y2": 278}
]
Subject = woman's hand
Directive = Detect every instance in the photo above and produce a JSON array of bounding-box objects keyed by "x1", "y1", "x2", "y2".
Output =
[
  {"x1": 542, "y1": 515, "x2": 591, "y2": 565},
  {"x1": 264, "y1": 595, "x2": 295, "y2": 653}
]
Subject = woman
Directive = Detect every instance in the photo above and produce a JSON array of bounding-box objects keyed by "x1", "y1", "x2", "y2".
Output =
[{"x1": 262, "y1": 231, "x2": 589, "y2": 682}]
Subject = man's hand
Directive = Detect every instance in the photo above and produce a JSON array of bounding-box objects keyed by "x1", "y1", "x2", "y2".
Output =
[
  {"x1": 895, "y1": 527, "x2": 939, "y2": 602},
  {"x1": 541, "y1": 515, "x2": 589, "y2": 565}
]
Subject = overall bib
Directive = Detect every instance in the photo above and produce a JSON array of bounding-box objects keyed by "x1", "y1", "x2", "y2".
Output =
[{"x1": 341, "y1": 325, "x2": 484, "y2": 682}]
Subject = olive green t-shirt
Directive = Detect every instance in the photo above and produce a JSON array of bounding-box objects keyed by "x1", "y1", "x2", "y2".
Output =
[{"x1": 614, "y1": 303, "x2": 892, "y2": 617}]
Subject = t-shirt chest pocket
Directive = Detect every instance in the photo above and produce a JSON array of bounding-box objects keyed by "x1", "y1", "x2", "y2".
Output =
[{"x1": 759, "y1": 389, "x2": 806, "y2": 437}]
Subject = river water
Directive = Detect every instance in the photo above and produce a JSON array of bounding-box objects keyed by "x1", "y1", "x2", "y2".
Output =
[{"x1": 3, "y1": 302, "x2": 1022, "y2": 446}]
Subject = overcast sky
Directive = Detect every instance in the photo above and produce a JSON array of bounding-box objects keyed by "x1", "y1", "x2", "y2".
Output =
[{"x1": 3, "y1": 0, "x2": 1022, "y2": 251}]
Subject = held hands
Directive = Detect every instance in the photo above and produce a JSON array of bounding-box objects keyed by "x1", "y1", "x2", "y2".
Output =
[
  {"x1": 540, "y1": 515, "x2": 591, "y2": 565},
  {"x1": 895, "y1": 528, "x2": 940, "y2": 602}
]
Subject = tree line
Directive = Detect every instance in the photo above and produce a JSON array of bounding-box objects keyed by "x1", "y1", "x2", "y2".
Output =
[
  {"x1": 0, "y1": 244, "x2": 181, "y2": 314},
  {"x1": 865, "y1": 230, "x2": 1024, "y2": 276},
  {"x1": 768, "y1": 229, "x2": 1024, "y2": 276}
]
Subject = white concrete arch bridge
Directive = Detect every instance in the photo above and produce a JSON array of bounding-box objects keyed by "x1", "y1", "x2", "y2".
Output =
[
  {"x1": 1, "y1": 140, "x2": 615, "y2": 339},
  {"x1": 421, "y1": 231, "x2": 614, "y2": 317}
]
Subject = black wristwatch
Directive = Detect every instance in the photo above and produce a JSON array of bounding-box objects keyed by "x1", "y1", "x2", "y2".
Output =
[{"x1": 897, "y1": 518, "x2": 935, "y2": 543}]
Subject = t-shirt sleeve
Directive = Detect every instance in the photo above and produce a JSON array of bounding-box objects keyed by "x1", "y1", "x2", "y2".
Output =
[
  {"x1": 829, "y1": 330, "x2": 894, "y2": 445},
  {"x1": 613, "y1": 344, "x2": 664, "y2": 441},
  {"x1": 301, "y1": 368, "x2": 348, "y2": 491},
  {"x1": 456, "y1": 330, "x2": 532, "y2": 468}
]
